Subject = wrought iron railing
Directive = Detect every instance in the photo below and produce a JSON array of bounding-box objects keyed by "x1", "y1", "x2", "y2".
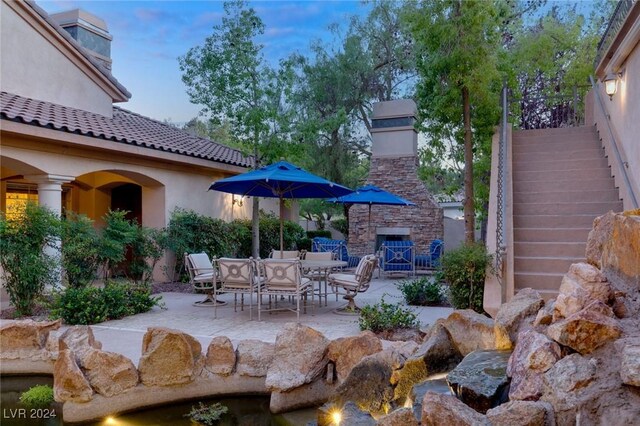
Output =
[
  {"x1": 510, "y1": 85, "x2": 590, "y2": 130},
  {"x1": 495, "y1": 86, "x2": 508, "y2": 285},
  {"x1": 595, "y1": 0, "x2": 636, "y2": 68}
]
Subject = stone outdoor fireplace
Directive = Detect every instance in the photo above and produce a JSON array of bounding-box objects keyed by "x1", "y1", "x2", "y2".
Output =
[{"x1": 348, "y1": 99, "x2": 443, "y2": 255}]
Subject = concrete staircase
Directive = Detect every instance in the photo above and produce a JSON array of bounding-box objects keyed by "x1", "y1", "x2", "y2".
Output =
[{"x1": 512, "y1": 126, "x2": 622, "y2": 299}]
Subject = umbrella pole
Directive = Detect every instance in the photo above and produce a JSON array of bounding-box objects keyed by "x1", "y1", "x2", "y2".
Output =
[
  {"x1": 368, "y1": 204, "x2": 372, "y2": 254},
  {"x1": 280, "y1": 197, "x2": 285, "y2": 257}
]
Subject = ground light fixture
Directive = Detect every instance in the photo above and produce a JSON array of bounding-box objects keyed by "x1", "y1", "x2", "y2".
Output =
[{"x1": 604, "y1": 72, "x2": 621, "y2": 100}]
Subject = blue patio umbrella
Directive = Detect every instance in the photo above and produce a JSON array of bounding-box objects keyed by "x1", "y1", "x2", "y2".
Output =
[
  {"x1": 209, "y1": 160, "x2": 353, "y2": 253},
  {"x1": 327, "y1": 184, "x2": 415, "y2": 251}
]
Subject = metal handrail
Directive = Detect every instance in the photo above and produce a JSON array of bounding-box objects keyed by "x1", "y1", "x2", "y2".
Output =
[
  {"x1": 509, "y1": 85, "x2": 590, "y2": 129},
  {"x1": 595, "y1": 0, "x2": 635, "y2": 68},
  {"x1": 589, "y1": 75, "x2": 639, "y2": 209},
  {"x1": 495, "y1": 86, "x2": 508, "y2": 285}
]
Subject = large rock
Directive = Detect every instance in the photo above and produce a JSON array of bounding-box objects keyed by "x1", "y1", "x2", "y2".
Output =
[
  {"x1": 446, "y1": 350, "x2": 511, "y2": 413},
  {"x1": 541, "y1": 353, "x2": 597, "y2": 405},
  {"x1": 377, "y1": 407, "x2": 419, "y2": 426},
  {"x1": 205, "y1": 336, "x2": 235, "y2": 376},
  {"x1": 0, "y1": 319, "x2": 61, "y2": 357},
  {"x1": 266, "y1": 323, "x2": 329, "y2": 391},
  {"x1": 81, "y1": 348, "x2": 138, "y2": 397},
  {"x1": 410, "y1": 377, "x2": 453, "y2": 421},
  {"x1": 394, "y1": 323, "x2": 462, "y2": 403},
  {"x1": 235, "y1": 339, "x2": 274, "y2": 377},
  {"x1": 553, "y1": 263, "x2": 612, "y2": 321},
  {"x1": 486, "y1": 400, "x2": 554, "y2": 426},
  {"x1": 585, "y1": 210, "x2": 616, "y2": 269},
  {"x1": 507, "y1": 330, "x2": 562, "y2": 401},
  {"x1": 58, "y1": 326, "x2": 102, "y2": 364},
  {"x1": 421, "y1": 392, "x2": 489, "y2": 426},
  {"x1": 53, "y1": 349, "x2": 93, "y2": 403},
  {"x1": 534, "y1": 300, "x2": 554, "y2": 327},
  {"x1": 547, "y1": 302, "x2": 622, "y2": 354},
  {"x1": 443, "y1": 310, "x2": 496, "y2": 356},
  {"x1": 336, "y1": 348, "x2": 405, "y2": 415},
  {"x1": 327, "y1": 331, "x2": 382, "y2": 383},
  {"x1": 494, "y1": 288, "x2": 544, "y2": 349},
  {"x1": 138, "y1": 327, "x2": 202, "y2": 386},
  {"x1": 620, "y1": 345, "x2": 640, "y2": 387}
]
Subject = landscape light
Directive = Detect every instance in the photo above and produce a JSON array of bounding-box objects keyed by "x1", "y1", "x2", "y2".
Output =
[{"x1": 331, "y1": 409, "x2": 342, "y2": 425}]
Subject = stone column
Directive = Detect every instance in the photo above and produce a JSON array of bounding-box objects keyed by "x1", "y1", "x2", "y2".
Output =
[{"x1": 24, "y1": 174, "x2": 75, "y2": 288}]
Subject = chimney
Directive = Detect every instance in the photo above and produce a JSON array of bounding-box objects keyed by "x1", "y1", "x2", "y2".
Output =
[{"x1": 50, "y1": 9, "x2": 113, "y2": 70}]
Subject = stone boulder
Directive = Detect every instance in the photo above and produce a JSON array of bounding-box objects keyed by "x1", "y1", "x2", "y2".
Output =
[
  {"x1": 327, "y1": 331, "x2": 382, "y2": 383},
  {"x1": 585, "y1": 210, "x2": 616, "y2": 269},
  {"x1": 0, "y1": 319, "x2": 61, "y2": 358},
  {"x1": 235, "y1": 339, "x2": 274, "y2": 377},
  {"x1": 58, "y1": 326, "x2": 102, "y2": 364},
  {"x1": 507, "y1": 330, "x2": 562, "y2": 401},
  {"x1": 443, "y1": 310, "x2": 496, "y2": 356},
  {"x1": 494, "y1": 288, "x2": 544, "y2": 349},
  {"x1": 205, "y1": 336, "x2": 235, "y2": 376},
  {"x1": 541, "y1": 353, "x2": 597, "y2": 408},
  {"x1": 620, "y1": 345, "x2": 640, "y2": 387},
  {"x1": 138, "y1": 327, "x2": 202, "y2": 386},
  {"x1": 410, "y1": 377, "x2": 454, "y2": 421},
  {"x1": 446, "y1": 350, "x2": 511, "y2": 413},
  {"x1": 266, "y1": 323, "x2": 329, "y2": 392},
  {"x1": 421, "y1": 392, "x2": 489, "y2": 426},
  {"x1": 336, "y1": 348, "x2": 405, "y2": 415},
  {"x1": 486, "y1": 400, "x2": 554, "y2": 426},
  {"x1": 553, "y1": 263, "x2": 612, "y2": 321},
  {"x1": 377, "y1": 407, "x2": 419, "y2": 426},
  {"x1": 547, "y1": 302, "x2": 622, "y2": 354},
  {"x1": 81, "y1": 348, "x2": 138, "y2": 397},
  {"x1": 53, "y1": 349, "x2": 93, "y2": 403},
  {"x1": 534, "y1": 301, "x2": 554, "y2": 327}
]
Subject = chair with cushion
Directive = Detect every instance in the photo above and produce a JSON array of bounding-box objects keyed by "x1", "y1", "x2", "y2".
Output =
[
  {"x1": 216, "y1": 258, "x2": 261, "y2": 319},
  {"x1": 184, "y1": 252, "x2": 222, "y2": 307},
  {"x1": 415, "y1": 239, "x2": 444, "y2": 271},
  {"x1": 269, "y1": 250, "x2": 300, "y2": 259},
  {"x1": 380, "y1": 241, "x2": 415, "y2": 277},
  {"x1": 258, "y1": 259, "x2": 314, "y2": 321},
  {"x1": 312, "y1": 237, "x2": 360, "y2": 268},
  {"x1": 328, "y1": 254, "x2": 378, "y2": 311}
]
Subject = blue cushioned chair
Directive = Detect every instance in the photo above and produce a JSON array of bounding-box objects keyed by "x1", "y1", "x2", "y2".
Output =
[
  {"x1": 380, "y1": 240, "x2": 415, "y2": 277},
  {"x1": 311, "y1": 237, "x2": 360, "y2": 268},
  {"x1": 415, "y1": 239, "x2": 444, "y2": 271}
]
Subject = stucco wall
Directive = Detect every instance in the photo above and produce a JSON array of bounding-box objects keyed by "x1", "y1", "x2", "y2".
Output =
[{"x1": 0, "y1": 1, "x2": 114, "y2": 116}]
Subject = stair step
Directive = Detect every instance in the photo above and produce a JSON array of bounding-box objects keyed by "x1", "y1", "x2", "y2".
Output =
[
  {"x1": 515, "y1": 272, "x2": 564, "y2": 291},
  {"x1": 513, "y1": 148, "x2": 605, "y2": 162},
  {"x1": 514, "y1": 242, "x2": 586, "y2": 258},
  {"x1": 513, "y1": 201, "x2": 622, "y2": 215},
  {"x1": 512, "y1": 140, "x2": 601, "y2": 153},
  {"x1": 514, "y1": 256, "x2": 583, "y2": 274},
  {"x1": 513, "y1": 126, "x2": 597, "y2": 138},
  {"x1": 513, "y1": 190, "x2": 620, "y2": 203},
  {"x1": 513, "y1": 168, "x2": 612, "y2": 182},
  {"x1": 513, "y1": 215, "x2": 597, "y2": 228},
  {"x1": 513, "y1": 157, "x2": 608, "y2": 172},
  {"x1": 514, "y1": 227, "x2": 591, "y2": 242},
  {"x1": 513, "y1": 178, "x2": 617, "y2": 192}
]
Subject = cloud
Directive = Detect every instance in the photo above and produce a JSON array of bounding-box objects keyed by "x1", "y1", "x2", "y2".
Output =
[{"x1": 264, "y1": 27, "x2": 296, "y2": 37}]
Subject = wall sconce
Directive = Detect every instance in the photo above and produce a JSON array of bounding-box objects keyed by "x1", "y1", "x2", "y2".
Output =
[
  {"x1": 232, "y1": 195, "x2": 243, "y2": 207},
  {"x1": 604, "y1": 71, "x2": 623, "y2": 100}
]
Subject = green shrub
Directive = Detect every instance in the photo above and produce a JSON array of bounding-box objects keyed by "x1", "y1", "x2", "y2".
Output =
[
  {"x1": 397, "y1": 277, "x2": 443, "y2": 306},
  {"x1": 439, "y1": 243, "x2": 492, "y2": 313},
  {"x1": 61, "y1": 213, "x2": 100, "y2": 288},
  {"x1": 0, "y1": 203, "x2": 60, "y2": 316},
  {"x1": 359, "y1": 297, "x2": 419, "y2": 332},
  {"x1": 186, "y1": 402, "x2": 229, "y2": 425},
  {"x1": 99, "y1": 210, "x2": 137, "y2": 279},
  {"x1": 296, "y1": 237, "x2": 312, "y2": 252},
  {"x1": 128, "y1": 226, "x2": 165, "y2": 286},
  {"x1": 20, "y1": 385, "x2": 54, "y2": 408},
  {"x1": 232, "y1": 213, "x2": 305, "y2": 258},
  {"x1": 307, "y1": 230, "x2": 332, "y2": 239}
]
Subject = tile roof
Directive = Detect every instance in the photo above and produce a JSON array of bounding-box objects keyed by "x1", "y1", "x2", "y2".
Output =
[{"x1": 0, "y1": 92, "x2": 253, "y2": 168}]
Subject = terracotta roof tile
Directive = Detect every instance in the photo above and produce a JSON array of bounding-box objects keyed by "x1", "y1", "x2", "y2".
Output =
[{"x1": 0, "y1": 92, "x2": 253, "y2": 168}]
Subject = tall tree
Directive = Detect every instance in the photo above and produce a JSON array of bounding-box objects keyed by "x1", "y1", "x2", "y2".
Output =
[
  {"x1": 179, "y1": 0, "x2": 293, "y2": 257},
  {"x1": 406, "y1": 0, "x2": 504, "y2": 244}
]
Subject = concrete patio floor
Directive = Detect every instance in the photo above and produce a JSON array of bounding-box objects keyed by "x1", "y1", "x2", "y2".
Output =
[{"x1": 89, "y1": 276, "x2": 453, "y2": 361}]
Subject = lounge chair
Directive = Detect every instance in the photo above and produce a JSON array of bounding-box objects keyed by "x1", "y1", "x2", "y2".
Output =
[
  {"x1": 415, "y1": 239, "x2": 444, "y2": 271},
  {"x1": 269, "y1": 250, "x2": 300, "y2": 259},
  {"x1": 328, "y1": 254, "x2": 378, "y2": 311},
  {"x1": 184, "y1": 252, "x2": 220, "y2": 307},
  {"x1": 258, "y1": 259, "x2": 314, "y2": 321},
  {"x1": 379, "y1": 241, "x2": 415, "y2": 277},
  {"x1": 311, "y1": 237, "x2": 360, "y2": 268},
  {"x1": 216, "y1": 258, "x2": 261, "y2": 319}
]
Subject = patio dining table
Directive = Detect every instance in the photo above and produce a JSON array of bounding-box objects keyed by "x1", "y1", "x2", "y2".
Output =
[{"x1": 301, "y1": 259, "x2": 348, "y2": 306}]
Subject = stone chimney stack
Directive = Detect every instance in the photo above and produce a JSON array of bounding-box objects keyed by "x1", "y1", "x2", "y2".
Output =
[
  {"x1": 50, "y1": 9, "x2": 113, "y2": 70},
  {"x1": 348, "y1": 99, "x2": 443, "y2": 255}
]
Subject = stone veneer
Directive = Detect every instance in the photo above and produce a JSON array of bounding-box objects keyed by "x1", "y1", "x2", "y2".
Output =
[{"x1": 348, "y1": 155, "x2": 443, "y2": 255}]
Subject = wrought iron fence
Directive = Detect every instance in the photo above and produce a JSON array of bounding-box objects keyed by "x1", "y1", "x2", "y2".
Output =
[
  {"x1": 509, "y1": 85, "x2": 590, "y2": 130},
  {"x1": 595, "y1": 0, "x2": 636, "y2": 68},
  {"x1": 495, "y1": 86, "x2": 508, "y2": 285}
]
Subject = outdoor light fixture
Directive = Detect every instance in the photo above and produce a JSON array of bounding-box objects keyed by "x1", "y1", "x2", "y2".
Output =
[
  {"x1": 604, "y1": 72, "x2": 622, "y2": 100},
  {"x1": 330, "y1": 409, "x2": 342, "y2": 425},
  {"x1": 232, "y1": 194, "x2": 243, "y2": 207}
]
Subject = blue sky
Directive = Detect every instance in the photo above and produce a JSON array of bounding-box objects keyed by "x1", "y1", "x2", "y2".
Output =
[{"x1": 39, "y1": 1, "x2": 370, "y2": 123}]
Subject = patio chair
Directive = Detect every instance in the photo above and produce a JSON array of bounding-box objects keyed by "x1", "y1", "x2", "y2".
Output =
[
  {"x1": 302, "y1": 251, "x2": 334, "y2": 306},
  {"x1": 258, "y1": 259, "x2": 314, "y2": 321},
  {"x1": 312, "y1": 237, "x2": 360, "y2": 268},
  {"x1": 328, "y1": 254, "x2": 378, "y2": 312},
  {"x1": 184, "y1": 252, "x2": 221, "y2": 307},
  {"x1": 380, "y1": 241, "x2": 415, "y2": 277},
  {"x1": 415, "y1": 239, "x2": 444, "y2": 271},
  {"x1": 216, "y1": 258, "x2": 261, "y2": 319},
  {"x1": 269, "y1": 250, "x2": 300, "y2": 259}
]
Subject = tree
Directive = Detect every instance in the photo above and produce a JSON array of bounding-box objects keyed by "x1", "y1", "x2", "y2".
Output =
[
  {"x1": 179, "y1": 0, "x2": 293, "y2": 257},
  {"x1": 406, "y1": 0, "x2": 504, "y2": 244}
]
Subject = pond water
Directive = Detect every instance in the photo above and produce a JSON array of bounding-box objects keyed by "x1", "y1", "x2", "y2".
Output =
[{"x1": 1, "y1": 376, "x2": 315, "y2": 426}]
